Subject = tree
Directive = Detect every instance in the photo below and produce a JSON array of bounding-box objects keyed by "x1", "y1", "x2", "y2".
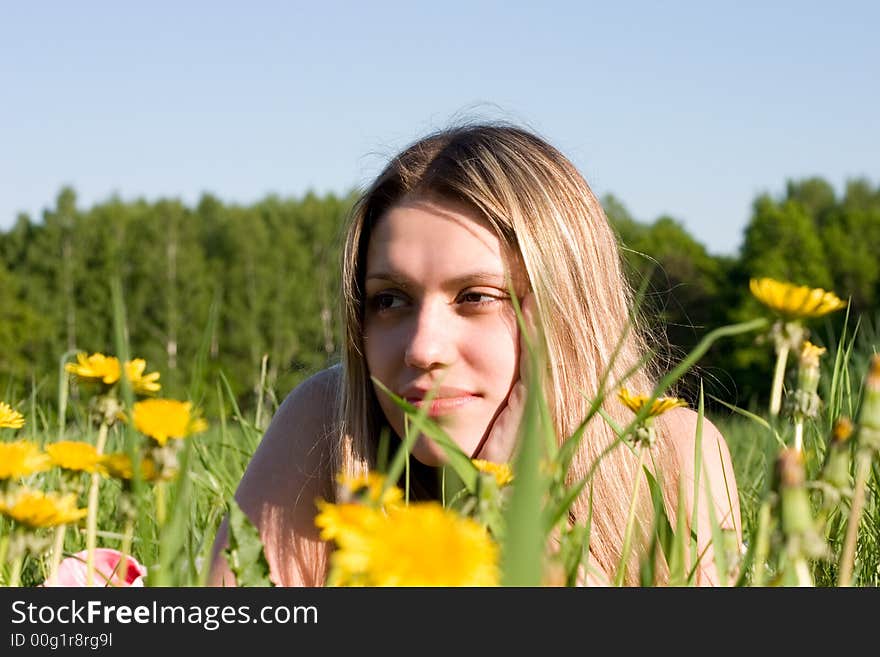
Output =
[
  {"x1": 819, "y1": 179, "x2": 880, "y2": 312},
  {"x1": 740, "y1": 193, "x2": 832, "y2": 289},
  {"x1": 0, "y1": 262, "x2": 48, "y2": 383}
]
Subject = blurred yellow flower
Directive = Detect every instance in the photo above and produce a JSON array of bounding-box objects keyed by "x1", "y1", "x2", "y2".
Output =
[
  {"x1": 101, "y1": 453, "x2": 166, "y2": 482},
  {"x1": 46, "y1": 441, "x2": 106, "y2": 474},
  {"x1": 66, "y1": 352, "x2": 162, "y2": 395},
  {"x1": 0, "y1": 489, "x2": 87, "y2": 528},
  {"x1": 749, "y1": 278, "x2": 847, "y2": 319},
  {"x1": 315, "y1": 499, "x2": 382, "y2": 543},
  {"x1": 361, "y1": 502, "x2": 499, "y2": 586},
  {"x1": 472, "y1": 459, "x2": 514, "y2": 487},
  {"x1": 101, "y1": 453, "x2": 134, "y2": 479},
  {"x1": 831, "y1": 417, "x2": 854, "y2": 444},
  {"x1": 0, "y1": 401, "x2": 25, "y2": 429},
  {"x1": 618, "y1": 388, "x2": 688, "y2": 418},
  {"x1": 0, "y1": 441, "x2": 51, "y2": 479},
  {"x1": 336, "y1": 471, "x2": 403, "y2": 507},
  {"x1": 66, "y1": 352, "x2": 121, "y2": 384},
  {"x1": 132, "y1": 399, "x2": 208, "y2": 446},
  {"x1": 319, "y1": 500, "x2": 499, "y2": 586},
  {"x1": 316, "y1": 502, "x2": 380, "y2": 585},
  {"x1": 125, "y1": 359, "x2": 161, "y2": 394}
]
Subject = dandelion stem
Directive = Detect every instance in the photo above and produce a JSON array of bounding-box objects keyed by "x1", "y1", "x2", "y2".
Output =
[
  {"x1": 85, "y1": 421, "x2": 110, "y2": 586},
  {"x1": 752, "y1": 499, "x2": 772, "y2": 586},
  {"x1": 9, "y1": 554, "x2": 23, "y2": 588},
  {"x1": 121, "y1": 518, "x2": 135, "y2": 559},
  {"x1": 770, "y1": 342, "x2": 790, "y2": 418},
  {"x1": 155, "y1": 482, "x2": 166, "y2": 528},
  {"x1": 0, "y1": 534, "x2": 9, "y2": 579},
  {"x1": 838, "y1": 449, "x2": 871, "y2": 587},
  {"x1": 106, "y1": 518, "x2": 136, "y2": 587},
  {"x1": 792, "y1": 558, "x2": 813, "y2": 587},
  {"x1": 613, "y1": 446, "x2": 645, "y2": 586},
  {"x1": 793, "y1": 419, "x2": 804, "y2": 453},
  {"x1": 48, "y1": 524, "x2": 67, "y2": 585}
]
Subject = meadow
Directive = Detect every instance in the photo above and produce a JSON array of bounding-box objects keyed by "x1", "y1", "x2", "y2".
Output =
[{"x1": 1, "y1": 276, "x2": 878, "y2": 587}]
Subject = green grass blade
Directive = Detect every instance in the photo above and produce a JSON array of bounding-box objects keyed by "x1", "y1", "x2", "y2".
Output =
[
  {"x1": 56, "y1": 349, "x2": 79, "y2": 442},
  {"x1": 708, "y1": 394, "x2": 785, "y2": 448},
  {"x1": 702, "y1": 457, "x2": 729, "y2": 586},
  {"x1": 642, "y1": 466, "x2": 675, "y2": 584},
  {"x1": 500, "y1": 347, "x2": 547, "y2": 586},
  {"x1": 222, "y1": 497, "x2": 273, "y2": 587},
  {"x1": 154, "y1": 440, "x2": 196, "y2": 585},
  {"x1": 690, "y1": 384, "x2": 705, "y2": 573},
  {"x1": 188, "y1": 291, "x2": 220, "y2": 408}
]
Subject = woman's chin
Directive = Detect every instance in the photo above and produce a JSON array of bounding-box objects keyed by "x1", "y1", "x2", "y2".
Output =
[{"x1": 410, "y1": 434, "x2": 480, "y2": 467}]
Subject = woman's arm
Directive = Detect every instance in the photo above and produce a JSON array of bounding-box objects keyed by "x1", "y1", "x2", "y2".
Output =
[
  {"x1": 207, "y1": 365, "x2": 340, "y2": 586},
  {"x1": 665, "y1": 407, "x2": 742, "y2": 586}
]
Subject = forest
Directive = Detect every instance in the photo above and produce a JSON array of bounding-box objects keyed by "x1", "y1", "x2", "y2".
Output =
[{"x1": 1, "y1": 177, "x2": 878, "y2": 421}]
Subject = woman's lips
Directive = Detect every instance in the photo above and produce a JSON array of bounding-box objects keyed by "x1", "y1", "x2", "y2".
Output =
[{"x1": 405, "y1": 395, "x2": 480, "y2": 416}]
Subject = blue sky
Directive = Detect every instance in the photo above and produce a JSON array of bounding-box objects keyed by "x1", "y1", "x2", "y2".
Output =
[{"x1": 1, "y1": 1, "x2": 877, "y2": 255}]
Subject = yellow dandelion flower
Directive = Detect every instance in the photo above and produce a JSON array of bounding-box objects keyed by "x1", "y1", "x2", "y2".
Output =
[
  {"x1": 618, "y1": 388, "x2": 688, "y2": 418},
  {"x1": 315, "y1": 500, "x2": 382, "y2": 585},
  {"x1": 749, "y1": 278, "x2": 847, "y2": 320},
  {"x1": 0, "y1": 401, "x2": 26, "y2": 429},
  {"x1": 100, "y1": 453, "x2": 165, "y2": 482},
  {"x1": 358, "y1": 502, "x2": 499, "y2": 586},
  {"x1": 46, "y1": 441, "x2": 106, "y2": 474},
  {"x1": 314, "y1": 499, "x2": 382, "y2": 543},
  {"x1": 799, "y1": 341, "x2": 826, "y2": 369},
  {"x1": 336, "y1": 471, "x2": 403, "y2": 507},
  {"x1": 65, "y1": 352, "x2": 121, "y2": 384},
  {"x1": 125, "y1": 359, "x2": 161, "y2": 394},
  {"x1": 141, "y1": 457, "x2": 173, "y2": 482},
  {"x1": 0, "y1": 489, "x2": 87, "y2": 528},
  {"x1": 0, "y1": 441, "x2": 51, "y2": 479},
  {"x1": 471, "y1": 459, "x2": 514, "y2": 487},
  {"x1": 101, "y1": 453, "x2": 134, "y2": 479},
  {"x1": 132, "y1": 399, "x2": 208, "y2": 446}
]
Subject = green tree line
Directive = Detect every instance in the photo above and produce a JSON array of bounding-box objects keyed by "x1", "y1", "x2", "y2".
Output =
[
  {"x1": 0, "y1": 188, "x2": 355, "y2": 422},
  {"x1": 1, "y1": 176, "x2": 878, "y2": 419}
]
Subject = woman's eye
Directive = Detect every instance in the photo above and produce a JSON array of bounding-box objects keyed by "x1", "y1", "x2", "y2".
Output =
[
  {"x1": 460, "y1": 292, "x2": 500, "y2": 306},
  {"x1": 370, "y1": 293, "x2": 405, "y2": 312},
  {"x1": 369, "y1": 291, "x2": 503, "y2": 313}
]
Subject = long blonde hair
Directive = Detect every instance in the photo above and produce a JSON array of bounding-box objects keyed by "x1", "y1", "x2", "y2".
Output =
[{"x1": 334, "y1": 123, "x2": 677, "y2": 584}]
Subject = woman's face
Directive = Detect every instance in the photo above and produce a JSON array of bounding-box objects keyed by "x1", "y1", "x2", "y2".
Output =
[{"x1": 363, "y1": 198, "x2": 523, "y2": 466}]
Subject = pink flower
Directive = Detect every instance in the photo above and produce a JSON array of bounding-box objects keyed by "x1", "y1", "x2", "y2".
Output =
[{"x1": 43, "y1": 548, "x2": 147, "y2": 587}]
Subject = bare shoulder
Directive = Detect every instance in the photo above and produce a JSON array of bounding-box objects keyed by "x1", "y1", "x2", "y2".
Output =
[
  {"x1": 254, "y1": 364, "x2": 342, "y2": 461},
  {"x1": 663, "y1": 407, "x2": 728, "y2": 470},
  {"x1": 239, "y1": 364, "x2": 341, "y2": 492},
  {"x1": 273, "y1": 363, "x2": 342, "y2": 427},
  {"x1": 208, "y1": 364, "x2": 342, "y2": 586},
  {"x1": 662, "y1": 407, "x2": 742, "y2": 585},
  {"x1": 662, "y1": 407, "x2": 741, "y2": 532}
]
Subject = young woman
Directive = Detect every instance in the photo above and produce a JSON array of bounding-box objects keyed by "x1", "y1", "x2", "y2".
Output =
[{"x1": 208, "y1": 123, "x2": 741, "y2": 586}]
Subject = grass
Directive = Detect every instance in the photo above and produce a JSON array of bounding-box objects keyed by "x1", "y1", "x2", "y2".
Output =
[{"x1": 1, "y1": 289, "x2": 879, "y2": 587}]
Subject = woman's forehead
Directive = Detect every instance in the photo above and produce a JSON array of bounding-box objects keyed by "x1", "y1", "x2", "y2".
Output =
[{"x1": 365, "y1": 200, "x2": 523, "y2": 285}]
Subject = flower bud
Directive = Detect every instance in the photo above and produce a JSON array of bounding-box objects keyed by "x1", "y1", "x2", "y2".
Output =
[
  {"x1": 776, "y1": 448, "x2": 806, "y2": 489},
  {"x1": 856, "y1": 355, "x2": 880, "y2": 453},
  {"x1": 820, "y1": 417, "x2": 854, "y2": 495},
  {"x1": 796, "y1": 341, "x2": 825, "y2": 393},
  {"x1": 832, "y1": 417, "x2": 854, "y2": 444}
]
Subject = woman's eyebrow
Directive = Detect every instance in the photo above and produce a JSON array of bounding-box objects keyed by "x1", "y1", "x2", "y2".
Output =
[{"x1": 365, "y1": 270, "x2": 508, "y2": 290}]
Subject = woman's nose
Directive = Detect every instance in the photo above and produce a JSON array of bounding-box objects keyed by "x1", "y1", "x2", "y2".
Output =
[{"x1": 403, "y1": 300, "x2": 456, "y2": 370}]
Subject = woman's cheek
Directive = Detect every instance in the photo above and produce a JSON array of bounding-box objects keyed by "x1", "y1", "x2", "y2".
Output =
[{"x1": 469, "y1": 319, "x2": 519, "y2": 402}]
